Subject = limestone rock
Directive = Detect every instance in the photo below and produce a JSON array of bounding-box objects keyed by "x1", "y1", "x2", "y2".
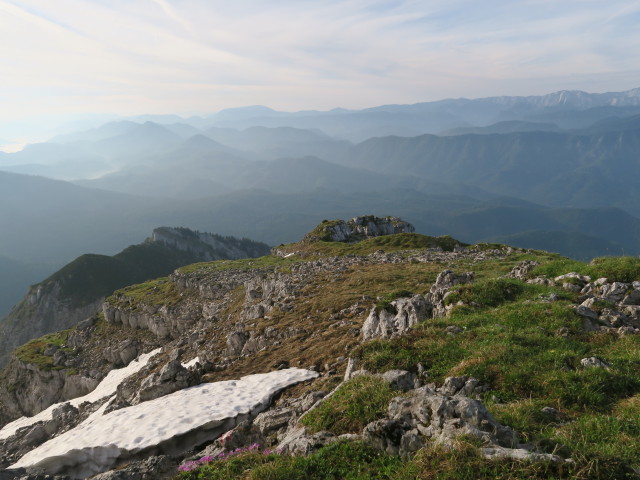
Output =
[
  {"x1": 481, "y1": 446, "x2": 563, "y2": 463},
  {"x1": 621, "y1": 288, "x2": 640, "y2": 305},
  {"x1": 103, "y1": 340, "x2": 141, "y2": 367},
  {"x1": 305, "y1": 216, "x2": 415, "y2": 243},
  {"x1": 580, "y1": 357, "x2": 610, "y2": 369},
  {"x1": 226, "y1": 331, "x2": 248, "y2": 356},
  {"x1": 599, "y1": 282, "x2": 630, "y2": 303},
  {"x1": 379, "y1": 370, "x2": 420, "y2": 391},
  {"x1": 362, "y1": 383, "x2": 518, "y2": 458},
  {"x1": 426, "y1": 270, "x2": 474, "y2": 318},
  {"x1": 507, "y1": 261, "x2": 540, "y2": 280},
  {"x1": 361, "y1": 295, "x2": 431, "y2": 341},
  {"x1": 89, "y1": 455, "x2": 176, "y2": 480},
  {"x1": 554, "y1": 273, "x2": 591, "y2": 285},
  {"x1": 0, "y1": 469, "x2": 71, "y2": 480},
  {"x1": 277, "y1": 426, "x2": 338, "y2": 455},
  {"x1": 135, "y1": 360, "x2": 199, "y2": 404}
]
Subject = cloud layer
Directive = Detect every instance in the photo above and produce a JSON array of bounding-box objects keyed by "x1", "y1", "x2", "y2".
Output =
[{"x1": 2, "y1": 0, "x2": 640, "y2": 120}]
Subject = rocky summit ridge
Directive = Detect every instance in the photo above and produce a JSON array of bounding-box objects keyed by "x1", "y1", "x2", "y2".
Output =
[
  {"x1": 303, "y1": 216, "x2": 415, "y2": 243},
  {"x1": 0, "y1": 216, "x2": 639, "y2": 479}
]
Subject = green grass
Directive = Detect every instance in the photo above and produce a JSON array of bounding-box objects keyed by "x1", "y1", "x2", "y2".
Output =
[
  {"x1": 532, "y1": 256, "x2": 640, "y2": 283},
  {"x1": 301, "y1": 376, "x2": 400, "y2": 435},
  {"x1": 177, "y1": 441, "x2": 414, "y2": 480},
  {"x1": 444, "y1": 278, "x2": 525, "y2": 308},
  {"x1": 14, "y1": 330, "x2": 72, "y2": 370},
  {"x1": 174, "y1": 438, "x2": 637, "y2": 480},
  {"x1": 277, "y1": 233, "x2": 467, "y2": 257},
  {"x1": 555, "y1": 409, "x2": 640, "y2": 467},
  {"x1": 105, "y1": 277, "x2": 182, "y2": 310},
  {"x1": 350, "y1": 269, "x2": 640, "y2": 474},
  {"x1": 588, "y1": 257, "x2": 640, "y2": 283},
  {"x1": 176, "y1": 254, "x2": 296, "y2": 275}
]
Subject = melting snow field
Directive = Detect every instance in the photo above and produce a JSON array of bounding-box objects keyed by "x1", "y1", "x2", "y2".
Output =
[
  {"x1": 10, "y1": 368, "x2": 319, "y2": 478},
  {"x1": 0, "y1": 348, "x2": 161, "y2": 441}
]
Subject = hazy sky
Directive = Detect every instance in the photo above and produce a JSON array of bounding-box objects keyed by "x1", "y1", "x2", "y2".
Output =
[{"x1": 2, "y1": 0, "x2": 640, "y2": 123}]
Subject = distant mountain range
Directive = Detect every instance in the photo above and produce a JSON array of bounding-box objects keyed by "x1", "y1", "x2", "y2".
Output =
[{"x1": 2, "y1": 87, "x2": 640, "y2": 317}]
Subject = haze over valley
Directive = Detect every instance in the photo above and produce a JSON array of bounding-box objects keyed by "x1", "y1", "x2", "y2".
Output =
[{"x1": 2, "y1": 87, "x2": 640, "y2": 318}]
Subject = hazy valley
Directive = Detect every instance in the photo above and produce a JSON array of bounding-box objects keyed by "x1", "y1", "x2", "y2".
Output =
[{"x1": 3, "y1": 88, "x2": 640, "y2": 318}]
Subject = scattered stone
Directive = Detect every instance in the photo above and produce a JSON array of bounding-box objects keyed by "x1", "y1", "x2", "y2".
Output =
[
  {"x1": 439, "y1": 376, "x2": 481, "y2": 397},
  {"x1": 481, "y1": 446, "x2": 563, "y2": 463},
  {"x1": 379, "y1": 370, "x2": 420, "y2": 391},
  {"x1": 526, "y1": 277, "x2": 553, "y2": 286},
  {"x1": 89, "y1": 455, "x2": 176, "y2": 480},
  {"x1": 226, "y1": 331, "x2": 247, "y2": 356},
  {"x1": 539, "y1": 293, "x2": 559, "y2": 302},
  {"x1": 446, "y1": 325, "x2": 464, "y2": 335},
  {"x1": 599, "y1": 282, "x2": 630, "y2": 303},
  {"x1": 277, "y1": 426, "x2": 338, "y2": 455},
  {"x1": 617, "y1": 326, "x2": 639, "y2": 336},
  {"x1": 622, "y1": 288, "x2": 640, "y2": 306},
  {"x1": 554, "y1": 273, "x2": 591, "y2": 285},
  {"x1": 541, "y1": 406, "x2": 563, "y2": 421},
  {"x1": 134, "y1": 360, "x2": 200, "y2": 404},
  {"x1": 0, "y1": 469, "x2": 72, "y2": 480},
  {"x1": 562, "y1": 283, "x2": 582, "y2": 293},
  {"x1": 580, "y1": 357, "x2": 610, "y2": 370},
  {"x1": 254, "y1": 408, "x2": 296, "y2": 437},
  {"x1": 507, "y1": 261, "x2": 540, "y2": 280}
]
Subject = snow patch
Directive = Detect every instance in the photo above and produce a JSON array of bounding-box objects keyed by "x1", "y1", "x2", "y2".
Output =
[
  {"x1": 0, "y1": 348, "x2": 161, "y2": 441},
  {"x1": 11, "y1": 368, "x2": 319, "y2": 478},
  {"x1": 182, "y1": 356, "x2": 200, "y2": 369}
]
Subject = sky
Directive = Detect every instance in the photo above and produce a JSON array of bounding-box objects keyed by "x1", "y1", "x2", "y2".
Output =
[{"x1": 1, "y1": 0, "x2": 640, "y2": 140}]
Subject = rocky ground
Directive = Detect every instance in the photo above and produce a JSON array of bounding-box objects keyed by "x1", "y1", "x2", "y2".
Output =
[{"x1": 0, "y1": 217, "x2": 639, "y2": 479}]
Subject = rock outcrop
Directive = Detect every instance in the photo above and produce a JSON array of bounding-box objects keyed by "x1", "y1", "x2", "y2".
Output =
[
  {"x1": 360, "y1": 376, "x2": 563, "y2": 463},
  {"x1": 256, "y1": 374, "x2": 561, "y2": 465},
  {"x1": 550, "y1": 274, "x2": 640, "y2": 333},
  {"x1": 304, "y1": 216, "x2": 415, "y2": 243},
  {"x1": 426, "y1": 270, "x2": 475, "y2": 318},
  {"x1": 360, "y1": 269, "x2": 475, "y2": 341},
  {"x1": 361, "y1": 295, "x2": 431, "y2": 341},
  {"x1": 0, "y1": 357, "x2": 99, "y2": 420}
]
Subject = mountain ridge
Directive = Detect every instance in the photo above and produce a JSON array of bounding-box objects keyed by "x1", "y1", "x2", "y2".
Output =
[{"x1": 0, "y1": 227, "x2": 270, "y2": 368}]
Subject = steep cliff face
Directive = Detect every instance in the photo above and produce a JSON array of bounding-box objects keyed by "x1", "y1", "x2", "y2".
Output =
[
  {"x1": 0, "y1": 228, "x2": 270, "y2": 368},
  {"x1": 0, "y1": 357, "x2": 99, "y2": 421},
  {"x1": 0, "y1": 284, "x2": 104, "y2": 373},
  {"x1": 0, "y1": 314, "x2": 161, "y2": 426}
]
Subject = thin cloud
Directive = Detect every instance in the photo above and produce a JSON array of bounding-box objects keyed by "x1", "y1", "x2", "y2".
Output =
[{"x1": 1, "y1": 0, "x2": 639, "y2": 122}]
